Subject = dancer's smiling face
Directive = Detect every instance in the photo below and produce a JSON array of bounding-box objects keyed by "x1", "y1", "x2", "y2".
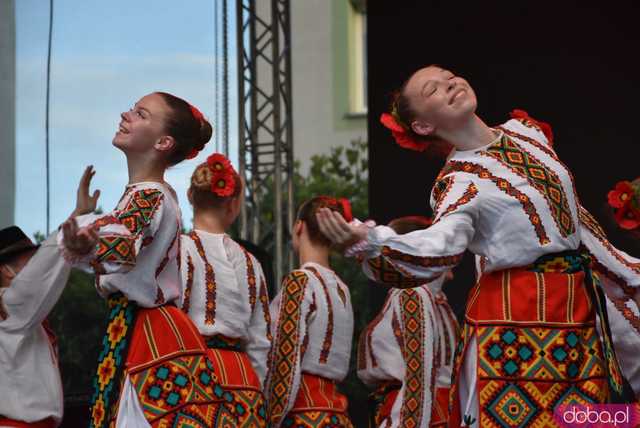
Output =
[
  {"x1": 113, "y1": 93, "x2": 172, "y2": 155},
  {"x1": 401, "y1": 66, "x2": 477, "y2": 138}
]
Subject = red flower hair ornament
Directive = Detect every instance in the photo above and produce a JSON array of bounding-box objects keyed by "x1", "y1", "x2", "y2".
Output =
[
  {"x1": 205, "y1": 153, "x2": 237, "y2": 197},
  {"x1": 379, "y1": 113, "x2": 430, "y2": 152},
  {"x1": 510, "y1": 109, "x2": 554, "y2": 146},
  {"x1": 607, "y1": 179, "x2": 640, "y2": 230},
  {"x1": 339, "y1": 198, "x2": 353, "y2": 222},
  {"x1": 185, "y1": 104, "x2": 208, "y2": 160}
]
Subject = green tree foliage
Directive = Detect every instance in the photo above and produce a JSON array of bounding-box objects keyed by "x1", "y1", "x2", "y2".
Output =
[{"x1": 48, "y1": 269, "x2": 107, "y2": 397}]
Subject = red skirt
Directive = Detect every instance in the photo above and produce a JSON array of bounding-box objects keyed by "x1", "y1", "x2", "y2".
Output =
[
  {"x1": 0, "y1": 418, "x2": 56, "y2": 428},
  {"x1": 205, "y1": 336, "x2": 267, "y2": 427},
  {"x1": 282, "y1": 373, "x2": 353, "y2": 427},
  {"x1": 449, "y1": 264, "x2": 609, "y2": 427},
  {"x1": 371, "y1": 383, "x2": 453, "y2": 427}
]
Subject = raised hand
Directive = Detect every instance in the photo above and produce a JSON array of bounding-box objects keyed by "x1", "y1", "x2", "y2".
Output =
[
  {"x1": 71, "y1": 165, "x2": 101, "y2": 217},
  {"x1": 61, "y1": 217, "x2": 99, "y2": 256},
  {"x1": 316, "y1": 207, "x2": 368, "y2": 248}
]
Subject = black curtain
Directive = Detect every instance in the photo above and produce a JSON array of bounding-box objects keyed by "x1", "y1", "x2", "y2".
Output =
[{"x1": 367, "y1": 0, "x2": 640, "y2": 318}]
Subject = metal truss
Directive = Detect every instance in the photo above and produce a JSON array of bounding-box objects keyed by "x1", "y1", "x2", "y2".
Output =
[{"x1": 236, "y1": 0, "x2": 294, "y2": 288}]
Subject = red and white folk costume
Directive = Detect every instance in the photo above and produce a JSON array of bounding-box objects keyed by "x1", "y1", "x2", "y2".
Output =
[
  {"x1": 357, "y1": 274, "x2": 459, "y2": 427},
  {"x1": 356, "y1": 114, "x2": 638, "y2": 427},
  {"x1": 179, "y1": 230, "x2": 272, "y2": 426},
  {"x1": 59, "y1": 182, "x2": 222, "y2": 428},
  {"x1": 266, "y1": 262, "x2": 354, "y2": 427}
]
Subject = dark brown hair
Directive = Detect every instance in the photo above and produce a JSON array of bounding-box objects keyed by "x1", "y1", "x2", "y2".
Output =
[
  {"x1": 156, "y1": 92, "x2": 213, "y2": 165},
  {"x1": 297, "y1": 196, "x2": 350, "y2": 247},
  {"x1": 388, "y1": 215, "x2": 433, "y2": 235}
]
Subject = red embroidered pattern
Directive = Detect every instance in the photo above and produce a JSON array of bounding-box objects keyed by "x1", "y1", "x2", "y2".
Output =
[
  {"x1": 435, "y1": 182, "x2": 478, "y2": 222},
  {"x1": 482, "y1": 135, "x2": 575, "y2": 237},
  {"x1": 442, "y1": 160, "x2": 551, "y2": 245},
  {"x1": 391, "y1": 309, "x2": 403, "y2": 349},
  {"x1": 499, "y1": 126, "x2": 582, "y2": 203},
  {"x1": 182, "y1": 254, "x2": 195, "y2": 313},
  {"x1": 367, "y1": 256, "x2": 430, "y2": 289},
  {"x1": 188, "y1": 231, "x2": 217, "y2": 325},
  {"x1": 267, "y1": 271, "x2": 309, "y2": 426},
  {"x1": 579, "y1": 207, "x2": 640, "y2": 275},
  {"x1": 242, "y1": 249, "x2": 258, "y2": 311},
  {"x1": 119, "y1": 189, "x2": 164, "y2": 236},
  {"x1": 607, "y1": 294, "x2": 640, "y2": 334},
  {"x1": 381, "y1": 246, "x2": 465, "y2": 269},
  {"x1": 399, "y1": 289, "x2": 426, "y2": 427},
  {"x1": 432, "y1": 175, "x2": 455, "y2": 212},
  {"x1": 259, "y1": 277, "x2": 273, "y2": 341},
  {"x1": 95, "y1": 235, "x2": 136, "y2": 267},
  {"x1": 305, "y1": 266, "x2": 334, "y2": 364},
  {"x1": 154, "y1": 286, "x2": 165, "y2": 305}
]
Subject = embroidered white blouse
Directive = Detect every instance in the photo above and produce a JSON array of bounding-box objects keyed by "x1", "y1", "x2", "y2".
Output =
[
  {"x1": 57, "y1": 181, "x2": 182, "y2": 307},
  {"x1": 357, "y1": 275, "x2": 458, "y2": 427},
  {"x1": 266, "y1": 262, "x2": 354, "y2": 427},
  {"x1": 178, "y1": 230, "x2": 272, "y2": 385}
]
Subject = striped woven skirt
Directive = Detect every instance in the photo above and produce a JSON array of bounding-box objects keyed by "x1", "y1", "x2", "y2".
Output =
[
  {"x1": 281, "y1": 373, "x2": 353, "y2": 428},
  {"x1": 449, "y1": 252, "x2": 631, "y2": 427},
  {"x1": 88, "y1": 296, "x2": 225, "y2": 427},
  {"x1": 204, "y1": 335, "x2": 268, "y2": 427}
]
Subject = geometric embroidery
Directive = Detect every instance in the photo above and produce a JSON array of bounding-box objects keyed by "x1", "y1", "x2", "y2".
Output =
[
  {"x1": 267, "y1": 270, "x2": 309, "y2": 427},
  {"x1": 182, "y1": 254, "x2": 195, "y2": 314},
  {"x1": 259, "y1": 277, "x2": 273, "y2": 342},
  {"x1": 216, "y1": 389, "x2": 267, "y2": 427},
  {"x1": 442, "y1": 160, "x2": 551, "y2": 245},
  {"x1": 367, "y1": 256, "x2": 431, "y2": 289},
  {"x1": 119, "y1": 189, "x2": 163, "y2": 236},
  {"x1": 242, "y1": 248, "x2": 258, "y2": 312},
  {"x1": 381, "y1": 246, "x2": 464, "y2": 270},
  {"x1": 89, "y1": 293, "x2": 137, "y2": 428},
  {"x1": 130, "y1": 353, "x2": 220, "y2": 423},
  {"x1": 432, "y1": 175, "x2": 454, "y2": 212},
  {"x1": 399, "y1": 289, "x2": 426, "y2": 428},
  {"x1": 305, "y1": 266, "x2": 334, "y2": 364},
  {"x1": 282, "y1": 410, "x2": 353, "y2": 427},
  {"x1": 579, "y1": 206, "x2": 640, "y2": 274},
  {"x1": 187, "y1": 231, "x2": 217, "y2": 325},
  {"x1": 482, "y1": 135, "x2": 575, "y2": 237},
  {"x1": 95, "y1": 235, "x2": 136, "y2": 270},
  {"x1": 475, "y1": 324, "x2": 607, "y2": 427},
  {"x1": 435, "y1": 182, "x2": 478, "y2": 222}
]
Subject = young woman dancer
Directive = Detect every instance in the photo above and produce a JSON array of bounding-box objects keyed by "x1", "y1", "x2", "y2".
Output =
[
  {"x1": 357, "y1": 216, "x2": 459, "y2": 427},
  {"x1": 59, "y1": 92, "x2": 224, "y2": 427},
  {"x1": 179, "y1": 153, "x2": 272, "y2": 426},
  {"x1": 266, "y1": 196, "x2": 355, "y2": 427},
  {"x1": 317, "y1": 65, "x2": 638, "y2": 427}
]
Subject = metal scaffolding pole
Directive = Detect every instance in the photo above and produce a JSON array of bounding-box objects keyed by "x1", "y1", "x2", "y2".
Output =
[{"x1": 236, "y1": 0, "x2": 294, "y2": 288}]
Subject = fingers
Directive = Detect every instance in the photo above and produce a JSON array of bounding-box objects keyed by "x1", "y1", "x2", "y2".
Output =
[
  {"x1": 79, "y1": 165, "x2": 93, "y2": 188},
  {"x1": 316, "y1": 208, "x2": 343, "y2": 243},
  {"x1": 91, "y1": 189, "x2": 101, "y2": 203}
]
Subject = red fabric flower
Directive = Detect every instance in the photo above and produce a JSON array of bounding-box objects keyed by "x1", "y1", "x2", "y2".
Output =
[
  {"x1": 607, "y1": 181, "x2": 634, "y2": 209},
  {"x1": 614, "y1": 203, "x2": 640, "y2": 230},
  {"x1": 207, "y1": 153, "x2": 232, "y2": 173},
  {"x1": 185, "y1": 149, "x2": 199, "y2": 160},
  {"x1": 510, "y1": 109, "x2": 554, "y2": 146},
  {"x1": 189, "y1": 104, "x2": 204, "y2": 123},
  {"x1": 210, "y1": 172, "x2": 235, "y2": 197},
  {"x1": 380, "y1": 113, "x2": 430, "y2": 152},
  {"x1": 339, "y1": 198, "x2": 353, "y2": 222}
]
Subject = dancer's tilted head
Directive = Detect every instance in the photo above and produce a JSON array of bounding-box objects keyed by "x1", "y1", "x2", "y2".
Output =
[
  {"x1": 293, "y1": 196, "x2": 353, "y2": 251},
  {"x1": 113, "y1": 92, "x2": 212, "y2": 166},
  {"x1": 188, "y1": 153, "x2": 242, "y2": 229},
  {"x1": 381, "y1": 65, "x2": 478, "y2": 155}
]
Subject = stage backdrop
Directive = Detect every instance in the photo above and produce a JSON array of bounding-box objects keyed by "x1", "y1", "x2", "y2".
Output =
[{"x1": 367, "y1": 0, "x2": 640, "y2": 318}]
